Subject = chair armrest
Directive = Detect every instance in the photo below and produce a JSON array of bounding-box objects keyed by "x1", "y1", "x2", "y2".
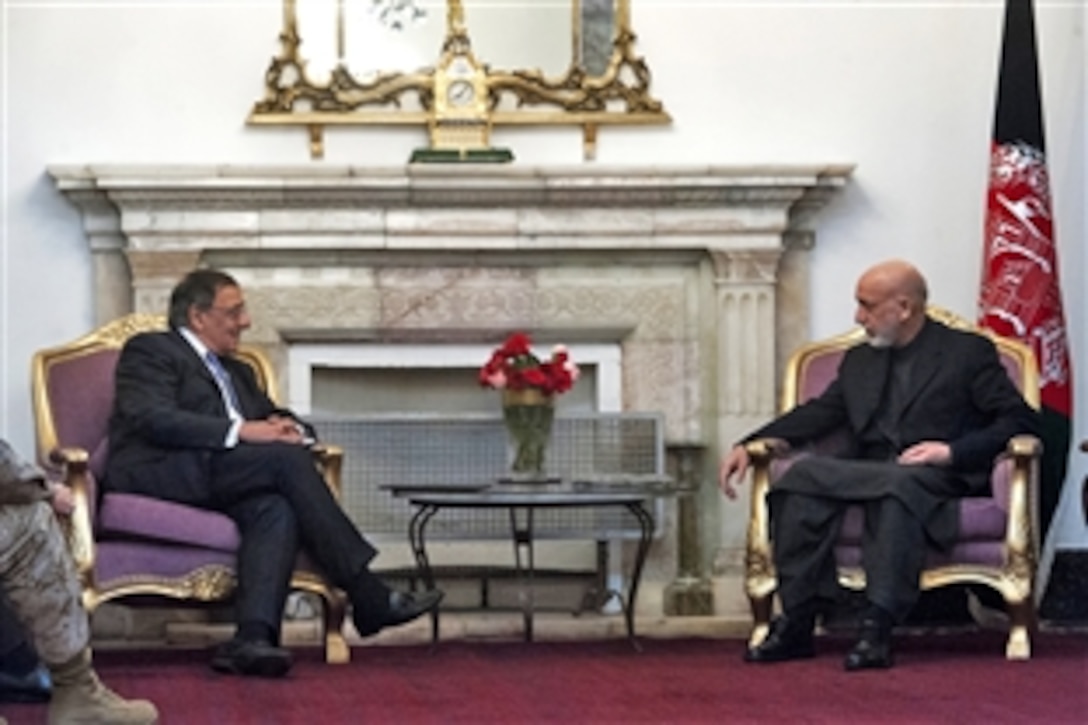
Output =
[
  {"x1": 311, "y1": 444, "x2": 344, "y2": 499},
  {"x1": 743, "y1": 437, "x2": 790, "y2": 465},
  {"x1": 1001, "y1": 434, "x2": 1041, "y2": 602},
  {"x1": 1007, "y1": 434, "x2": 1042, "y2": 459},
  {"x1": 49, "y1": 445, "x2": 88, "y2": 470},
  {"x1": 48, "y1": 447, "x2": 96, "y2": 586},
  {"x1": 743, "y1": 438, "x2": 789, "y2": 600}
]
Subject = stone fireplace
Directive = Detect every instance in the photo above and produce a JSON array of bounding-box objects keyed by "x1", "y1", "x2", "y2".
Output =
[{"x1": 49, "y1": 163, "x2": 852, "y2": 622}]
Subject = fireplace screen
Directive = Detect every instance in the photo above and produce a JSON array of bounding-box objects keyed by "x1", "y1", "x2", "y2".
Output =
[{"x1": 309, "y1": 412, "x2": 665, "y2": 541}]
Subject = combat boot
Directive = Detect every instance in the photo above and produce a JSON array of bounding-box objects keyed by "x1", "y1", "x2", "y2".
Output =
[{"x1": 47, "y1": 648, "x2": 158, "y2": 725}]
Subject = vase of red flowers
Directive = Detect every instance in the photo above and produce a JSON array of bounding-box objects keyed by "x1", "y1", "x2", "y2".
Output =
[{"x1": 479, "y1": 333, "x2": 579, "y2": 476}]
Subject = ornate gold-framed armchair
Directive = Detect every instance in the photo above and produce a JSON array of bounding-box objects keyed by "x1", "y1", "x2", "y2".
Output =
[
  {"x1": 744, "y1": 308, "x2": 1041, "y2": 659},
  {"x1": 31, "y1": 313, "x2": 350, "y2": 663}
]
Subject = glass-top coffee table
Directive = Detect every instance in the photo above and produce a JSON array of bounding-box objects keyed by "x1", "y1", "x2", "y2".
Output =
[{"x1": 384, "y1": 477, "x2": 678, "y2": 649}]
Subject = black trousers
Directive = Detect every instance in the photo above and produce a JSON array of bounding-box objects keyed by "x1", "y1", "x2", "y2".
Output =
[
  {"x1": 204, "y1": 443, "x2": 381, "y2": 635},
  {"x1": 207, "y1": 439, "x2": 382, "y2": 631},
  {"x1": 768, "y1": 457, "x2": 962, "y2": 622},
  {"x1": 112, "y1": 442, "x2": 380, "y2": 637}
]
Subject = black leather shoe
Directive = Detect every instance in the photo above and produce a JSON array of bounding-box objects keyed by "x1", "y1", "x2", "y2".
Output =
[
  {"x1": 210, "y1": 638, "x2": 292, "y2": 678},
  {"x1": 744, "y1": 614, "x2": 815, "y2": 663},
  {"x1": 0, "y1": 663, "x2": 51, "y2": 703},
  {"x1": 383, "y1": 589, "x2": 444, "y2": 629},
  {"x1": 356, "y1": 589, "x2": 444, "y2": 637},
  {"x1": 843, "y1": 620, "x2": 894, "y2": 671}
]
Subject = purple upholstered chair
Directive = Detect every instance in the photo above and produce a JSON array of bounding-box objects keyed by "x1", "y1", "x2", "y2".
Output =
[
  {"x1": 744, "y1": 307, "x2": 1041, "y2": 659},
  {"x1": 31, "y1": 314, "x2": 350, "y2": 663}
]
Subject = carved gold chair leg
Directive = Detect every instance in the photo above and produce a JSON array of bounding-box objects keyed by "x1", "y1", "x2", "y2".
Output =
[
  {"x1": 322, "y1": 590, "x2": 350, "y2": 665},
  {"x1": 747, "y1": 593, "x2": 774, "y2": 648},
  {"x1": 1004, "y1": 597, "x2": 1034, "y2": 660}
]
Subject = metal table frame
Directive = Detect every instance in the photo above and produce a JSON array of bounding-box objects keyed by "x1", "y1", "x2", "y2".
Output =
[{"x1": 389, "y1": 483, "x2": 668, "y2": 649}]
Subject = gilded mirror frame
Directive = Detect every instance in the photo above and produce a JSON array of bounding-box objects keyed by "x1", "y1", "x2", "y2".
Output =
[{"x1": 248, "y1": 0, "x2": 670, "y2": 159}]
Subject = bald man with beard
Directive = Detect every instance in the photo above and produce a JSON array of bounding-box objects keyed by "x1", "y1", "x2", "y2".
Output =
[{"x1": 719, "y1": 259, "x2": 1039, "y2": 671}]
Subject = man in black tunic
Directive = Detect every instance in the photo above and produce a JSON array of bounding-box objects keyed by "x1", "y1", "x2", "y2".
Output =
[{"x1": 719, "y1": 259, "x2": 1038, "y2": 670}]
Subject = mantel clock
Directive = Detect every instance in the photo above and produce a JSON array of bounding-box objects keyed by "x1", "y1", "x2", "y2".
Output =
[{"x1": 413, "y1": 12, "x2": 512, "y2": 163}]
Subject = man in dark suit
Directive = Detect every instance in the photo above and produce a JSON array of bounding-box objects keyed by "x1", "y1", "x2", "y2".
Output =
[
  {"x1": 718, "y1": 259, "x2": 1038, "y2": 671},
  {"x1": 105, "y1": 269, "x2": 442, "y2": 677}
]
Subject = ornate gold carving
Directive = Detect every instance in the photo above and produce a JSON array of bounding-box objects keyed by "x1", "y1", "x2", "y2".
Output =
[
  {"x1": 185, "y1": 567, "x2": 237, "y2": 600},
  {"x1": 84, "y1": 314, "x2": 167, "y2": 347},
  {"x1": 743, "y1": 439, "x2": 777, "y2": 601},
  {"x1": 249, "y1": 1, "x2": 669, "y2": 158},
  {"x1": 251, "y1": 15, "x2": 433, "y2": 116},
  {"x1": 489, "y1": 26, "x2": 664, "y2": 117},
  {"x1": 429, "y1": 4, "x2": 492, "y2": 152},
  {"x1": 925, "y1": 306, "x2": 974, "y2": 331}
]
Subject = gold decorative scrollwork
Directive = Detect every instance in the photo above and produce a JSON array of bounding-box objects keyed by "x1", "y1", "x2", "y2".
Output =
[
  {"x1": 186, "y1": 567, "x2": 238, "y2": 600},
  {"x1": 248, "y1": 0, "x2": 669, "y2": 159},
  {"x1": 253, "y1": 29, "x2": 432, "y2": 115},
  {"x1": 489, "y1": 28, "x2": 663, "y2": 116}
]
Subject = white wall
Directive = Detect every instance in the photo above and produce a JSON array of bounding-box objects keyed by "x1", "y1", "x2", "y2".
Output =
[{"x1": 2, "y1": 0, "x2": 1085, "y2": 547}]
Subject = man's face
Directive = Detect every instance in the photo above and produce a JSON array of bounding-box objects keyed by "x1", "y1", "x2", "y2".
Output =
[
  {"x1": 854, "y1": 282, "x2": 907, "y2": 349},
  {"x1": 188, "y1": 284, "x2": 251, "y2": 355}
]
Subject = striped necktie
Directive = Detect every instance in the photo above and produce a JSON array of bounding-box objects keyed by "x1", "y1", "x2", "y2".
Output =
[{"x1": 205, "y1": 351, "x2": 242, "y2": 416}]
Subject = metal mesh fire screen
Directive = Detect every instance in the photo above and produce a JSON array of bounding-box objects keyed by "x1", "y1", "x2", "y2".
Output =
[{"x1": 307, "y1": 412, "x2": 666, "y2": 542}]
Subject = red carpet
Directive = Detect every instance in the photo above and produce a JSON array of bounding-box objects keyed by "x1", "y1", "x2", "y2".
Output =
[{"x1": 2, "y1": 632, "x2": 1085, "y2": 724}]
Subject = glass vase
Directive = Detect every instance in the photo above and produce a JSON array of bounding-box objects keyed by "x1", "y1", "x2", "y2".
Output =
[{"x1": 501, "y1": 388, "x2": 555, "y2": 477}]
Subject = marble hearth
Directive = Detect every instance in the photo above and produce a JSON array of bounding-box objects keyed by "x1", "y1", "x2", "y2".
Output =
[{"x1": 49, "y1": 163, "x2": 852, "y2": 621}]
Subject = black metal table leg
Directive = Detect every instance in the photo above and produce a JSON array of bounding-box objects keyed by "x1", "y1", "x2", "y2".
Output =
[
  {"x1": 395, "y1": 487, "x2": 665, "y2": 652},
  {"x1": 408, "y1": 503, "x2": 442, "y2": 645},
  {"x1": 622, "y1": 501, "x2": 655, "y2": 651},
  {"x1": 508, "y1": 506, "x2": 536, "y2": 642}
]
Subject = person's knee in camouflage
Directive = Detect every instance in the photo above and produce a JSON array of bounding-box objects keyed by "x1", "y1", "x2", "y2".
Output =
[{"x1": 1, "y1": 439, "x2": 157, "y2": 724}]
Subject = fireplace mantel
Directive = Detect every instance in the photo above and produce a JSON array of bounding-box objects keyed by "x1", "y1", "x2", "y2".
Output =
[
  {"x1": 49, "y1": 163, "x2": 850, "y2": 207},
  {"x1": 48, "y1": 160, "x2": 853, "y2": 435},
  {"x1": 50, "y1": 163, "x2": 853, "y2": 618},
  {"x1": 49, "y1": 164, "x2": 850, "y2": 254}
]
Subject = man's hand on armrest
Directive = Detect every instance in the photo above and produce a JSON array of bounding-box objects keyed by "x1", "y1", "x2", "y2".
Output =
[
  {"x1": 719, "y1": 438, "x2": 792, "y2": 500},
  {"x1": 718, "y1": 445, "x2": 751, "y2": 500}
]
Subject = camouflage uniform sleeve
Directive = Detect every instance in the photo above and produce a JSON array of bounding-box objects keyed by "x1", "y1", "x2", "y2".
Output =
[
  {"x1": 0, "y1": 480, "x2": 50, "y2": 505},
  {"x1": 0, "y1": 439, "x2": 50, "y2": 506}
]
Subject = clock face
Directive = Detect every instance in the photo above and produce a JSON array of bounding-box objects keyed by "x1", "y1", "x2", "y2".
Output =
[{"x1": 447, "y1": 80, "x2": 476, "y2": 107}]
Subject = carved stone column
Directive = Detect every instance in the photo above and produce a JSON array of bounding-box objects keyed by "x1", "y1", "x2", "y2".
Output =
[
  {"x1": 127, "y1": 250, "x2": 204, "y2": 315},
  {"x1": 709, "y1": 249, "x2": 783, "y2": 584},
  {"x1": 56, "y1": 188, "x2": 131, "y2": 324},
  {"x1": 663, "y1": 443, "x2": 713, "y2": 616}
]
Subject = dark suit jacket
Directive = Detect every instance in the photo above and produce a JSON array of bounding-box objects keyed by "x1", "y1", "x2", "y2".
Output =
[
  {"x1": 749, "y1": 318, "x2": 1039, "y2": 496},
  {"x1": 104, "y1": 329, "x2": 308, "y2": 505}
]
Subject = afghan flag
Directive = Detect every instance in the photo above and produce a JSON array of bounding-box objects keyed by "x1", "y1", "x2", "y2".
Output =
[{"x1": 978, "y1": 0, "x2": 1072, "y2": 540}]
